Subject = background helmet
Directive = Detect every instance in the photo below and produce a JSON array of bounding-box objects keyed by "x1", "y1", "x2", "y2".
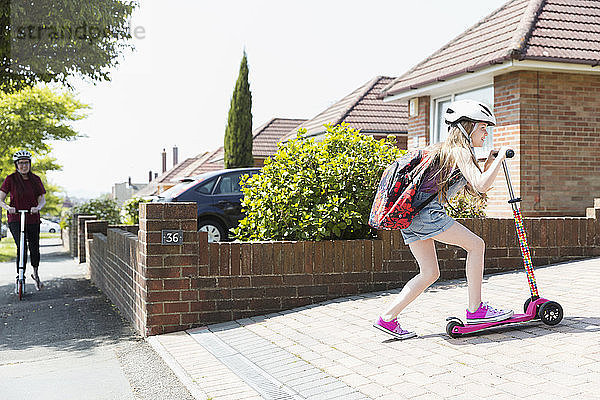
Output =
[
  {"x1": 444, "y1": 99, "x2": 496, "y2": 127},
  {"x1": 12, "y1": 150, "x2": 32, "y2": 162}
]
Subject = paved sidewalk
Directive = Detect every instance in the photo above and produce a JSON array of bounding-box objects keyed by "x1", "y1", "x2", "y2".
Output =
[
  {"x1": 0, "y1": 237, "x2": 194, "y2": 400},
  {"x1": 151, "y1": 257, "x2": 600, "y2": 399}
]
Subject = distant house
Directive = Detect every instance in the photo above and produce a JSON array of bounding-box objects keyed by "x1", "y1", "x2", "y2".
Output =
[
  {"x1": 380, "y1": 0, "x2": 600, "y2": 217},
  {"x1": 111, "y1": 178, "x2": 147, "y2": 207},
  {"x1": 137, "y1": 118, "x2": 307, "y2": 196},
  {"x1": 281, "y1": 76, "x2": 408, "y2": 148}
]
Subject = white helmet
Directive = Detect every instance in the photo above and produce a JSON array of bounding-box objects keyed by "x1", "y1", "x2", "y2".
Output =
[
  {"x1": 13, "y1": 150, "x2": 32, "y2": 162},
  {"x1": 444, "y1": 99, "x2": 496, "y2": 127}
]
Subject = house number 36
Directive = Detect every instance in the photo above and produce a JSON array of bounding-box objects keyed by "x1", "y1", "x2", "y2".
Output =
[{"x1": 162, "y1": 230, "x2": 183, "y2": 245}]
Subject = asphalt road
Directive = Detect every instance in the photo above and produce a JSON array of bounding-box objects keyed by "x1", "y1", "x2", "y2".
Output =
[{"x1": 0, "y1": 237, "x2": 195, "y2": 400}]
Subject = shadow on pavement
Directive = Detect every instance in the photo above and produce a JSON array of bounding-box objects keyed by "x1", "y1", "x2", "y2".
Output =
[{"x1": 0, "y1": 276, "x2": 135, "y2": 352}]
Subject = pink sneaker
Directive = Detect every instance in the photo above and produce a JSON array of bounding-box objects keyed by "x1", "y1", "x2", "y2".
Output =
[
  {"x1": 373, "y1": 317, "x2": 416, "y2": 340},
  {"x1": 466, "y1": 302, "x2": 513, "y2": 324}
]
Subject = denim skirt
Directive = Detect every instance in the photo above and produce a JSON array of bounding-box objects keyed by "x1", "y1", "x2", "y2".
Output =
[{"x1": 400, "y1": 191, "x2": 455, "y2": 244}]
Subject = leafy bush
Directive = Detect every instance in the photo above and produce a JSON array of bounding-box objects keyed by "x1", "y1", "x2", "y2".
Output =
[
  {"x1": 233, "y1": 124, "x2": 402, "y2": 241},
  {"x1": 120, "y1": 197, "x2": 149, "y2": 225},
  {"x1": 64, "y1": 195, "x2": 121, "y2": 226},
  {"x1": 445, "y1": 189, "x2": 487, "y2": 218}
]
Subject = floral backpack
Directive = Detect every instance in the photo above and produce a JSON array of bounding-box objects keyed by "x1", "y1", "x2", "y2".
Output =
[{"x1": 368, "y1": 150, "x2": 439, "y2": 230}]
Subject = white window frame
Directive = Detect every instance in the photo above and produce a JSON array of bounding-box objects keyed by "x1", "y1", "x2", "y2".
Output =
[{"x1": 430, "y1": 84, "x2": 494, "y2": 159}]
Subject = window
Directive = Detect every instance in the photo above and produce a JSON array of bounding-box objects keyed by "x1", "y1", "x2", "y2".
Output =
[
  {"x1": 432, "y1": 85, "x2": 494, "y2": 157},
  {"x1": 194, "y1": 178, "x2": 216, "y2": 195}
]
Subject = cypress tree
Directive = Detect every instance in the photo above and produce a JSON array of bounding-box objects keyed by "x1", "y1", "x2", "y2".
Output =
[{"x1": 224, "y1": 52, "x2": 253, "y2": 168}]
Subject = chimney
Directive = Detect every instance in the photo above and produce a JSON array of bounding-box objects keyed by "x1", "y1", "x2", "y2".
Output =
[
  {"x1": 173, "y1": 146, "x2": 178, "y2": 167},
  {"x1": 128, "y1": 176, "x2": 132, "y2": 187},
  {"x1": 149, "y1": 170, "x2": 152, "y2": 182},
  {"x1": 161, "y1": 148, "x2": 167, "y2": 173},
  {"x1": 154, "y1": 173, "x2": 158, "y2": 179}
]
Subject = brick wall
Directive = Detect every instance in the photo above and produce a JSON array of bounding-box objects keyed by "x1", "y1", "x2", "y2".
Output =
[
  {"x1": 85, "y1": 202, "x2": 599, "y2": 337},
  {"x1": 87, "y1": 224, "x2": 146, "y2": 335},
  {"x1": 407, "y1": 96, "x2": 430, "y2": 150},
  {"x1": 518, "y1": 70, "x2": 600, "y2": 217},
  {"x1": 77, "y1": 215, "x2": 97, "y2": 263}
]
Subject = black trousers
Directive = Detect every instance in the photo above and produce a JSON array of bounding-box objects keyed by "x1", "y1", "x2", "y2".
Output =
[{"x1": 8, "y1": 222, "x2": 40, "y2": 275}]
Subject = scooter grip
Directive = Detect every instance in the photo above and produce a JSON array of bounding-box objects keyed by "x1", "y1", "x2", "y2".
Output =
[{"x1": 492, "y1": 149, "x2": 515, "y2": 158}]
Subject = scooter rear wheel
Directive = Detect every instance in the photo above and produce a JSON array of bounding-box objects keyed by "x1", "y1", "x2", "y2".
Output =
[
  {"x1": 446, "y1": 320, "x2": 463, "y2": 338},
  {"x1": 539, "y1": 301, "x2": 563, "y2": 326}
]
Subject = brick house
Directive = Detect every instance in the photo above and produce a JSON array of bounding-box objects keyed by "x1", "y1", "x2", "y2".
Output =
[
  {"x1": 380, "y1": 0, "x2": 600, "y2": 217},
  {"x1": 281, "y1": 76, "x2": 408, "y2": 148}
]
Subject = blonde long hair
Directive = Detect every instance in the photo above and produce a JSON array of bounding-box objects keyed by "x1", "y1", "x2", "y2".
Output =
[{"x1": 426, "y1": 120, "x2": 486, "y2": 203}]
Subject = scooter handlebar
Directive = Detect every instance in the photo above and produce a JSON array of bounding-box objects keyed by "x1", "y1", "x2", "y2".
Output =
[{"x1": 492, "y1": 149, "x2": 515, "y2": 159}]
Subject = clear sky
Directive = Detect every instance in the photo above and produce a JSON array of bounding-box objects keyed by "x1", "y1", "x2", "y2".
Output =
[{"x1": 47, "y1": 0, "x2": 508, "y2": 199}]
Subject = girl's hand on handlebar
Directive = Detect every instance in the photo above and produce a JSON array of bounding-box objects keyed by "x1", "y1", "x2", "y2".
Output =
[
  {"x1": 8, "y1": 206, "x2": 16, "y2": 214},
  {"x1": 484, "y1": 149, "x2": 497, "y2": 172},
  {"x1": 30, "y1": 206, "x2": 40, "y2": 214}
]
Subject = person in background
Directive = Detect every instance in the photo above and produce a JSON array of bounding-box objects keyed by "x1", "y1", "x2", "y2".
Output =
[{"x1": 0, "y1": 150, "x2": 46, "y2": 292}]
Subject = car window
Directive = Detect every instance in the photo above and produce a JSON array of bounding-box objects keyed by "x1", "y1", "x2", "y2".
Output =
[
  {"x1": 194, "y1": 178, "x2": 216, "y2": 195},
  {"x1": 214, "y1": 173, "x2": 240, "y2": 194},
  {"x1": 213, "y1": 171, "x2": 259, "y2": 195}
]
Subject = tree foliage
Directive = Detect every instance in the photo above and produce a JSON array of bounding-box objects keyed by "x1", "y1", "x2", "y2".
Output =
[
  {"x1": 233, "y1": 124, "x2": 402, "y2": 241},
  {"x1": 0, "y1": 86, "x2": 88, "y2": 162},
  {"x1": 445, "y1": 189, "x2": 487, "y2": 218},
  {"x1": 120, "y1": 196, "x2": 149, "y2": 225},
  {"x1": 224, "y1": 51, "x2": 253, "y2": 168},
  {"x1": 71, "y1": 195, "x2": 120, "y2": 225},
  {"x1": 0, "y1": 0, "x2": 138, "y2": 92}
]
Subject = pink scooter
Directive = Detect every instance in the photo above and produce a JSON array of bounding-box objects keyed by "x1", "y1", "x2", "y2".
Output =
[{"x1": 446, "y1": 150, "x2": 563, "y2": 338}]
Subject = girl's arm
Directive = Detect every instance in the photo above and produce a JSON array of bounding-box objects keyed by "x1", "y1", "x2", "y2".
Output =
[
  {"x1": 32, "y1": 194, "x2": 46, "y2": 213},
  {"x1": 0, "y1": 190, "x2": 16, "y2": 213},
  {"x1": 453, "y1": 147, "x2": 511, "y2": 193}
]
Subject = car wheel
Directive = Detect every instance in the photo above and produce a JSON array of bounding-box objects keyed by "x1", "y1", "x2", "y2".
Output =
[
  {"x1": 49, "y1": 228, "x2": 56, "y2": 233},
  {"x1": 198, "y1": 220, "x2": 226, "y2": 243}
]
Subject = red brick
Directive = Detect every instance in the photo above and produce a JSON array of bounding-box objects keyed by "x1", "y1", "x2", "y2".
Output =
[
  {"x1": 313, "y1": 241, "x2": 324, "y2": 273},
  {"x1": 232, "y1": 287, "x2": 265, "y2": 299},
  {"x1": 292, "y1": 242, "x2": 304, "y2": 274},
  {"x1": 283, "y1": 242, "x2": 294, "y2": 274},
  {"x1": 220, "y1": 243, "x2": 231, "y2": 276},
  {"x1": 323, "y1": 241, "x2": 334, "y2": 273},
  {"x1": 230, "y1": 243, "x2": 241, "y2": 275},
  {"x1": 147, "y1": 303, "x2": 163, "y2": 314},
  {"x1": 180, "y1": 290, "x2": 198, "y2": 301},
  {"x1": 241, "y1": 243, "x2": 252, "y2": 275},
  {"x1": 147, "y1": 290, "x2": 180, "y2": 302},
  {"x1": 191, "y1": 301, "x2": 216, "y2": 312},
  {"x1": 304, "y1": 241, "x2": 314, "y2": 274},
  {"x1": 164, "y1": 302, "x2": 190, "y2": 313},
  {"x1": 252, "y1": 244, "x2": 264, "y2": 275},
  {"x1": 261, "y1": 243, "x2": 273, "y2": 275},
  {"x1": 163, "y1": 203, "x2": 196, "y2": 220},
  {"x1": 141, "y1": 203, "x2": 164, "y2": 220},
  {"x1": 146, "y1": 267, "x2": 181, "y2": 279},
  {"x1": 251, "y1": 275, "x2": 283, "y2": 287},
  {"x1": 163, "y1": 278, "x2": 190, "y2": 290},
  {"x1": 147, "y1": 314, "x2": 180, "y2": 326},
  {"x1": 181, "y1": 266, "x2": 200, "y2": 277},
  {"x1": 272, "y1": 242, "x2": 283, "y2": 275},
  {"x1": 334, "y1": 241, "x2": 344, "y2": 273},
  {"x1": 283, "y1": 274, "x2": 312, "y2": 286},
  {"x1": 164, "y1": 255, "x2": 198, "y2": 267},
  {"x1": 181, "y1": 312, "x2": 200, "y2": 325}
]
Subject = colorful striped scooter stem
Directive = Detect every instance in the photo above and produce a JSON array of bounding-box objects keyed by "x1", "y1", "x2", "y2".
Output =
[{"x1": 501, "y1": 152, "x2": 539, "y2": 298}]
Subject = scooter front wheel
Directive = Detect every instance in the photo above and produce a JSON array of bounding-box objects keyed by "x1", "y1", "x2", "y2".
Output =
[
  {"x1": 18, "y1": 280, "x2": 23, "y2": 300},
  {"x1": 539, "y1": 301, "x2": 563, "y2": 326}
]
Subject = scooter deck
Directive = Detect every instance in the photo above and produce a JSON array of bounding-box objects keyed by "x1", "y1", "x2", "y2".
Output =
[{"x1": 449, "y1": 298, "x2": 549, "y2": 335}]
